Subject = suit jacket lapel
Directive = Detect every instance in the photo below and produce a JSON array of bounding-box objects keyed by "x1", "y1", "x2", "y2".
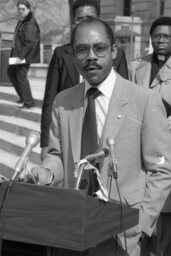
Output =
[
  {"x1": 68, "y1": 76, "x2": 129, "y2": 163},
  {"x1": 69, "y1": 83, "x2": 85, "y2": 163},
  {"x1": 100, "y1": 74, "x2": 129, "y2": 186},
  {"x1": 101, "y1": 74, "x2": 128, "y2": 148},
  {"x1": 63, "y1": 45, "x2": 79, "y2": 86}
]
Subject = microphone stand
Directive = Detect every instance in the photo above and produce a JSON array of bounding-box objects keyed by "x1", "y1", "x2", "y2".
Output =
[
  {"x1": 107, "y1": 165, "x2": 113, "y2": 201},
  {"x1": 107, "y1": 154, "x2": 118, "y2": 200},
  {"x1": 75, "y1": 161, "x2": 88, "y2": 190}
]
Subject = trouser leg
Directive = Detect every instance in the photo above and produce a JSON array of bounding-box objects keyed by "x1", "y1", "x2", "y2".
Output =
[
  {"x1": 16, "y1": 64, "x2": 35, "y2": 105},
  {"x1": 141, "y1": 213, "x2": 171, "y2": 256},
  {"x1": 156, "y1": 213, "x2": 171, "y2": 256},
  {"x1": 116, "y1": 224, "x2": 143, "y2": 256},
  {"x1": 140, "y1": 235, "x2": 156, "y2": 256},
  {"x1": 7, "y1": 65, "x2": 22, "y2": 100}
]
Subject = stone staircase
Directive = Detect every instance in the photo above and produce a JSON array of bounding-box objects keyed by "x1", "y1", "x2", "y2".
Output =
[{"x1": 0, "y1": 64, "x2": 47, "y2": 179}]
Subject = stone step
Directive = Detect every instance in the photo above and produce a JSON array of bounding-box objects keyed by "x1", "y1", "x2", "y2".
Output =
[
  {"x1": 0, "y1": 91, "x2": 43, "y2": 107},
  {"x1": 0, "y1": 70, "x2": 45, "y2": 176},
  {"x1": 0, "y1": 99, "x2": 41, "y2": 122},
  {"x1": 0, "y1": 149, "x2": 20, "y2": 178},
  {"x1": 0, "y1": 114, "x2": 40, "y2": 137},
  {"x1": 0, "y1": 79, "x2": 45, "y2": 103},
  {"x1": 0, "y1": 149, "x2": 39, "y2": 179},
  {"x1": 28, "y1": 63, "x2": 48, "y2": 79},
  {"x1": 0, "y1": 129, "x2": 41, "y2": 165}
]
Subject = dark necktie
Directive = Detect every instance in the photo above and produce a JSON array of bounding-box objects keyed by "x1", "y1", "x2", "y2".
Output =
[
  {"x1": 81, "y1": 87, "x2": 101, "y2": 159},
  {"x1": 80, "y1": 87, "x2": 101, "y2": 195}
]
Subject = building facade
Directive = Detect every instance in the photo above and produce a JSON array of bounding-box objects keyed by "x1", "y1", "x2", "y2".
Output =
[
  {"x1": 99, "y1": 0, "x2": 171, "y2": 62},
  {"x1": 1, "y1": 0, "x2": 171, "y2": 64}
]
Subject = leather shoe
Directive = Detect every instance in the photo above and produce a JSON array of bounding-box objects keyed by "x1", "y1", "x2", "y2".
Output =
[
  {"x1": 19, "y1": 102, "x2": 35, "y2": 109},
  {"x1": 16, "y1": 99, "x2": 23, "y2": 104}
]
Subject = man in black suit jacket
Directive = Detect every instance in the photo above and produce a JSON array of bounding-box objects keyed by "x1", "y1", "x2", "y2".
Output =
[
  {"x1": 113, "y1": 47, "x2": 128, "y2": 79},
  {"x1": 7, "y1": 0, "x2": 40, "y2": 109},
  {"x1": 40, "y1": 0, "x2": 128, "y2": 159},
  {"x1": 40, "y1": 0, "x2": 100, "y2": 159},
  {"x1": 40, "y1": 43, "x2": 79, "y2": 152}
]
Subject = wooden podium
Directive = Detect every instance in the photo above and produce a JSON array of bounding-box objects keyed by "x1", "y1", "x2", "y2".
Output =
[{"x1": 0, "y1": 181, "x2": 139, "y2": 254}]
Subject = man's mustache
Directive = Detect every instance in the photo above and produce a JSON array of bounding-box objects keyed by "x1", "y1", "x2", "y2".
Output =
[{"x1": 83, "y1": 61, "x2": 102, "y2": 70}]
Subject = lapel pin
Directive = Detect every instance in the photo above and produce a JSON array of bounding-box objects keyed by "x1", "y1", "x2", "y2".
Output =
[{"x1": 117, "y1": 114, "x2": 122, "y2": 119}]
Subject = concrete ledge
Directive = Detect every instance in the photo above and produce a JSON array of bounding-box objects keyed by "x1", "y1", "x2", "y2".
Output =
[{"x1": 28, "y1": 63, "x2": 48, "y2": 79}]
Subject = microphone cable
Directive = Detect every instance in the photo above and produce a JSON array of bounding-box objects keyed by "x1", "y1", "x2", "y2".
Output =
[
  {"x1": 106, "y1": 137, "x2": 128, "y2": 254},
  {"x1": 107, "y1": 162, "x2": 128, "y2": 254}
]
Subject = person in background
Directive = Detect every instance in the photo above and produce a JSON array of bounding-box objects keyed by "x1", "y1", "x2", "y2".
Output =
[
  {"x1": 113, "y1": 39, "x2": 128, "y2": 80},
  {"x1": 40, "y1": 0, "x2": 128, "y2": 160},
  {"x1": 129, "y1": 16, "x2": 171, "y2": 131},
  {"x1": 7, "y1": 0, "x2": 40, "y2": 109},
  {"x1": 129, "y1": 16, "x2": 171, "y2": 256},
  {"x1": 23, "y1": 17, "x2": 171, "y2": 256}
]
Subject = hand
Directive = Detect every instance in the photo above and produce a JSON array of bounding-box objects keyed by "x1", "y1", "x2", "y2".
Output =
[
  {"x1": 20, "y1": 166, "x2": 54, "y2": 186},
  {"x1": 41, "y1": 146, "x2": 49, "y2": 161},
  {"x1": 32, "y1": 167, "x2": 54, "y2": 185}
]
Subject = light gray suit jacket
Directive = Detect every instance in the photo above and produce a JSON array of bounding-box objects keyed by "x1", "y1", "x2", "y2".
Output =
[
  {"x1": 129, "y1": 54, "x2": 171, "y2": 105},
  {"x1": 42, "y1": 73, "x2": 171, "y2": 237}
]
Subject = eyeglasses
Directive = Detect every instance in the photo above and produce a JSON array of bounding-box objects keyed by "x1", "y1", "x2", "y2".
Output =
[
  {"x1": 151, "y1": 34, "x2": 171, "y2": 42},
  {"x1": 74, "y1": 43, "x2": 111, "y2": 60}
]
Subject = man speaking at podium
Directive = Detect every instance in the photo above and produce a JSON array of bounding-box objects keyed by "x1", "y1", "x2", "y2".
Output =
[{"x1": 24, "y1": 18, "x2": 171, "y2": 255}]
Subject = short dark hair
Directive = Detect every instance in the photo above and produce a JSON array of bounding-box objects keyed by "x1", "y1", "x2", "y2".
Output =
[
  {"x1": 71, "y1": 17, "x2": 115, "y2": 46},
  {"x1": 150, "y1": 16, "x2": 171, "y2": 35},
  {"x1": 72, "y1": 0, "x2": 100, "y2": 17},
  {"x1": 17, "y1": 0, "x2": 30, "y2": 9}
]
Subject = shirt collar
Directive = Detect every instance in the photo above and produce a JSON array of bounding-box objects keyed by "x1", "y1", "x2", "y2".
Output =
[{"x1": 84, "y1": 68, "x2": 116, "y2": 98}]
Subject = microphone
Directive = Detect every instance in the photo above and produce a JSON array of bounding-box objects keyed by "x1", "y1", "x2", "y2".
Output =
[
  {"x1": 75, "y1": 148, "x2": 109, "y2": 190},
  {"x1": 106, "y1": 137, "x2": 118, "y2": 179},
  {"x1": 85, "y1": 147, "x2": 109, "y2": 163},
  {"x1": 11, "y1": 131, "x2": 40, "y2": 182}
]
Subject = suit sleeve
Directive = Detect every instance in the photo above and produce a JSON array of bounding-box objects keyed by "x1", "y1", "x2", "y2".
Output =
[
  {"x1": 40, "y1": 49, "x2": 61, "y2": 147},
  {"x1": 41, "y1": 98, "x2": 64, "y2": 186},
  {"x1": 140, "y1": 91, "x2": 171, "y2": 236}
]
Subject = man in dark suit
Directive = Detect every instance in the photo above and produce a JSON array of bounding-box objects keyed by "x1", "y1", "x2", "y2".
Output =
[
  {"x1": 40, "y1": 0, "x2": 128, "y2": 160},
  {"x1": 7, "y1": 0, "x2": 40, "y2": 109}
]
